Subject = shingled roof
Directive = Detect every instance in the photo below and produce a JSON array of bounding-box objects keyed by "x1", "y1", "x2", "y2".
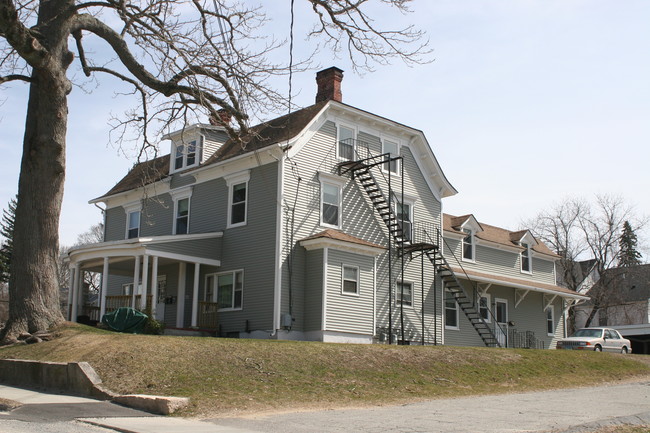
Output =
[
  {"x1": 95, "y1": 101, "x2": 329, "y2": 200},
  {"x1": 443, "y1": 213, "x2": 558, "y2": 258}
]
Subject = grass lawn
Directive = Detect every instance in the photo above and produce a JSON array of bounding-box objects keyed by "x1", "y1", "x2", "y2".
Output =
[{"x1": 1, "y1": 323, "x2": 649, "y2": 418}]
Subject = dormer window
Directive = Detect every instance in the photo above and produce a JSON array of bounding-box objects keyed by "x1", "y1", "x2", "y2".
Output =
[
  {"x1": 521, "y1": 242, "x2": 532, "y2": 273},
  {"x1": 174, "y1": 140, "x2": 198, "y2": 171},
  {"x1": 462, "y1": 228, "x2": 475, "y2": 261}
]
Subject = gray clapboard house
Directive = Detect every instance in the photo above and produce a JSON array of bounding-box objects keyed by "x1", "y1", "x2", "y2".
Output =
[{"x1": 66, "y1": 67, "x2": 587, "y2": 347}]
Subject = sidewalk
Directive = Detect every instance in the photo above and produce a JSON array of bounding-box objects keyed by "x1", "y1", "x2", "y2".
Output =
[{"x1": 0, "y1": 385, "x2": 259, "y2": 433}]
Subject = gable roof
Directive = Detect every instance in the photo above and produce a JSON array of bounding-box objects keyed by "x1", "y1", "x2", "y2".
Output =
[
  {"x1": 99, "y1": 155, "x2": 170, "y2": 199},
  {"x1": 443, "y1": 213, "x2": 558, "y2": 258},
  {"x1": 300, "y1": 229, "x2": 384, "y2": 250}
]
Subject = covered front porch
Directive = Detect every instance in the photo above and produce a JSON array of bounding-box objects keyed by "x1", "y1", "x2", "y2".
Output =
[{"x1": 66, "y1": 233, "x2": 222, "y2": 330}]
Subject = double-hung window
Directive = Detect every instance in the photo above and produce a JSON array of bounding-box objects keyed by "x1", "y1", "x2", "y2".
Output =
[
  {"x1": 479, "y1": 295, "x2": 491, "y2": 323},
  {"x1": 337, "y1": 125, "x2": 355, "y2": 160},
  {"x1": 206, "y1": 270, "x2": 243, "y2": 311},
  {"x1": 321, "y1": 182, "x2": 341, "y2": 228},
  {"x1": 382, "y1": 139, "x2": 399, "y2": 174},
  {"x1": 225, "y1": 171, "x2": 250, "y2": 228},
  {"x1": 174, "y1": 140, "x2": 198, "y2": 171},
  {"x1": 124, "y1": 202, "x2": 141, "y2": 239},
  {"x1": 342, "y1": 265, "x2": 359, "y2": 295},
  {"x1": 170, "y1": 186, "x2": 192, "y2": 235},
  {"x1": 462, "y1": 228, "x2": 474, "y2": 261},
  {"x1": 520, "y1": 242, "x2": 532, "y2": 273},
  {"x1": 445, "y1": 289, "x2": 459, "y2": 329},
  {"x1": 545, "y1": 306, "x2": 554, "y2": 335},
  {"x1": 396, "y1": 281, "x2": 413, "y2": 306},
  {"x1": 396, "y1": 201, "x2": 412, "y2": 241}
]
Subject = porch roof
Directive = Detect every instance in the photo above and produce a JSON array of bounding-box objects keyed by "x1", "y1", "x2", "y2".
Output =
[
  {"x1": 450, "y1": 266, "x2": 589, "y2": 300},
  {"x1": 66, "y1": 232, "x2": 223, "y2": 270}
]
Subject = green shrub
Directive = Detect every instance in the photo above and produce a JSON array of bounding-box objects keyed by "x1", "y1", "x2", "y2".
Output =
[{"x1": 143, "y1": 317, "x2": 165, "y2": 335}]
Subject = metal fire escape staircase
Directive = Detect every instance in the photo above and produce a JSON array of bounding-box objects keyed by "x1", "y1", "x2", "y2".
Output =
[{"x1": 339, "y1": 150, "x2": 501, "y2": 347}]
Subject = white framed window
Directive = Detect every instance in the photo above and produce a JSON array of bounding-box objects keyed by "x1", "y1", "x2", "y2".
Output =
[
  {"x1": 462, "y1": 228, "x2": 475, "y2": 262},
  {"x1": 225, "y1": 171, "x2": 250, "y2": 228},
  {"x1": 395, "y1": 200, "x2": 413, "y2": 241},
  {"x1": 342, "y1": 265, "x2": 359, "y2": 295},
  {"x1": 337, "y1": 124, "x2": 356, "y2": 160},
  {"x1": 396, "y1": 280, "x2": 413, "y2": 307},
  {"x1": 445, "y1": 289, "x2": 459, "y2": 329},
  {"x1": 321, "y1": 182, "x2": 341, "y2": 228},
  {"x1": 124, "y1": 202, "x2": 142, "y2": 239},
  {"x1": 546, "y1": 306, "x2": 554, "y2": 336},
  {"x1": 170, "y1": 186, "x2": 193, "y2": 235},
  {"x1": 520, "y1": 242, "x2": 532, "y2": 273},
  {"x1": 122, "y1": 282, "x2": 143, "y2": 296},
  {"x1": 382, "y1": 139, "x2": 400, "y2": 175},
  {"x1": 205, "y1": 270, "x2": 243, "y2": 311},
  {"x1": 479, "y1": 294, "x2": 491, "y2": 323},
  {"x1": 173, "y1": 140, "x2": 199, "y2": 172}
]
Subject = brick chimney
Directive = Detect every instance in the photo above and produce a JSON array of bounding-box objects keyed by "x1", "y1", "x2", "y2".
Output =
[
  {"x1": 209, "y1": 109, "x2": 232, "y2": 126},
  {"x1": 315, "y1": 67, "x2": 344, "y2": 103}
]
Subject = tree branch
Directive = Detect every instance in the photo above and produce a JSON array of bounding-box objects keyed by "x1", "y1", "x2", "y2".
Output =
[
  {"x1": 0, "y1": 0, "x2": 49, "y2": 68},
  {"x1": 0, "y1": 73, "x2": 31, "y2": 84}
]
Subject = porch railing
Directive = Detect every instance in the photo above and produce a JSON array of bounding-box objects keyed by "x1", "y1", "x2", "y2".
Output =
[
  {"x1": 198, "y1": 301, "x2": 219, "y2": 329},
  {"x1": 508, "y1": 329, "x2": 545, "y2": 349},
  {"x1": 81, "y1": 295, "x2": 153, "y2": 322}
]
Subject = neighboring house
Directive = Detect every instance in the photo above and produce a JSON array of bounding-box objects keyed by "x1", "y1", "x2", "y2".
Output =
[
  {"x1": 66, "y1": 67, "x2": 587, "y2": 347},
  {"x1": 574, "y1": 264, "x2": 650, "y2": 354}
]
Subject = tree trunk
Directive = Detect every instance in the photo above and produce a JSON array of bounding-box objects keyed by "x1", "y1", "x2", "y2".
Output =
[
  {"x1": 584, "y1": 304, "x2": 599, "y2": 328},
  {"x1": 0, "y1": 1, "x2": 74, "y2": 343}
]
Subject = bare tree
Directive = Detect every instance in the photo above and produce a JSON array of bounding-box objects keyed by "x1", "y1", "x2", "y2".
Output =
[
  {"x1": 524, "y1": 194, "x2": 647, "y2": 329},
  {"x1": 0, "y1": 0, "x2": 429, "y2": 343}
]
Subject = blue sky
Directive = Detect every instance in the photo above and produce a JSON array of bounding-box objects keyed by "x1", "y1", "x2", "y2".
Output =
[{"x1": 0, "y1": 0, "x2": 648, "y2": 253}]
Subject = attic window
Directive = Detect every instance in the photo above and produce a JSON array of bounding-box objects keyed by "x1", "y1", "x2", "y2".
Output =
[
  {"x1": 521, "y1": 242, "x2": 532, "y2": 273},
  {"x1": 174, "y1": 140, "x2": 198, "y2": 171},
  {"x1": 462, "y1": 229, "x2": 475, "y2": 261}
]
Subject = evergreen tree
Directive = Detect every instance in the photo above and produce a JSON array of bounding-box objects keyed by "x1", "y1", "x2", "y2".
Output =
[
  {"x1": 0, "y1": 196, "x2": 17, "y2": 284},
  {"x1": 617, "y1": 220, "x2": 642, "y2": 267}
]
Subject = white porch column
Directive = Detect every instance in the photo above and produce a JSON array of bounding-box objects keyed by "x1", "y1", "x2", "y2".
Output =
[
  {"x1": 150, "y1": 256, "x2": 159, "y2": 317},
  {"x1": 70, "y1": 263, "x2": 81, "y2": 322},
  {"x1": 191, "y1": 263, "x2": 200, "y2": 328},
  {"x1": 131, "y1": 255, "x2": 141, "y2": 308},
  {"x1": 140, "y1": 255, "x2": 149, "y2": 311},
  {"x1": 176, "y1": 262, "x2": 186, "y2": 328},
  {"x1": 100, "y1": 257, "x2": 109, "y2": 319},
  {"x1": 67, "y1": 265, "x2": 76, "y2": 321}
]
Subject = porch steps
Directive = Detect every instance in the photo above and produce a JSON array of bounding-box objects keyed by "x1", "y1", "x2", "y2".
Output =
[{"x1": 342, "y1": 156, "x2": 501, "y2": 348}]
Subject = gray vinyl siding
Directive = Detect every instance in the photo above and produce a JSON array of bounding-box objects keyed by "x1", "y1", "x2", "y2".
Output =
[
  {"x1": 170, "y1": 173, "x2": 196, "y2": 190},
  {"x1": 443, "y1": 237, "x2": 557, "y2": 286},
  {"x1": 304, "y1": 249, "x2": 324, "y2": 331},
  {"x1": 281, "y1": 120, "x2": 443, "y2": 343},
  {"x1": 201, "y1": 129, "x2": 229, "y2": 163},
  {"x1": 141, "y1": 194, "x2": 173, "y2": 237},
  {"x1": 325, "y1": 250, "x2": 374, "y2": 335},
  {"x1": 211, "y1": 161, "x2": 279, "y2": 334},
  {"x1": 104, "y1": 206, "x2": 126, "y2": 241},
  {"x1": 146, "y1": 237, "x2": 222, "y2": 260},
  {"x1": 442, "y1": 281, "x2": 565, "y2": 348}
]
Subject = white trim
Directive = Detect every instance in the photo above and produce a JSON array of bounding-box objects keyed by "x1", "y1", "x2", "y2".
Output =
[
  {"x1": 372, "y1": 256, "x2": 377, "y2": 336},
  {"x1": 140, "y1": 254, "x2": 149, "y2": 310},
  {"x1": 520, "y1": 242, "x2": 533, "y2": 274},
  {"x1": 461, "y1": 228, "x2": 476, "y2": 263},
  {"x1": 100, "y1": 258, "x2": 109, "y2": 319},
  {"x1": 273, "y1": 157, "x2": 284, "y2": 333},
  {"x1": 479, "y1": 293, "x2": 491, "y2": 323},
  {"x1": 322, "y1": 248, "x2": 329, "y2": 330},
  {"x1": 381, "y1": 136, "x2": 401, "y2": 176},
  {"x1": 341, "y1": 264, "x2": 360, "y2": 296},
  {"x1": 205, "y1": 269, "x2": 244, "y2": 312},
  {"x1": 396, "y1": 279, "x2": 414, "y2": 308},
  {"x1": 150, "y1": 256, "x2": 159, "y2": 317},
  {"x1": 176, "y1": 262, "x2": 186, "y2": 328},
  {"x1": 319, "y1": 179, "x2": 342, "y2": 229},
  {"x1": 514, "y1": 289, "x2": 529, "y2": 308},
  {"x1": 131, "y1": 256, "x2": 141, "y2": 308},
  {"x1": 169, "y1": 138, "x2": 200, "y2": 174},
  {"x1": 543, "y1": 294, "x2": 557, "y2": 311},
  {"x1": 335, "y1": 122, "x2": 358, "y2": 161},
  {"x1": 545, "y1": 304, "x2": 555, "y2": 336}
]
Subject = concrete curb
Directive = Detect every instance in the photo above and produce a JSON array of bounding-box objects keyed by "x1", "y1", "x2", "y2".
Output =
[{"x1": 0, "y1": 359, "x2": 188, "y2": 415}]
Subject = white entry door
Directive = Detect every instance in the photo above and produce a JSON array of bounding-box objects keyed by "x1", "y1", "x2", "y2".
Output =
[
  {"x1": 495, "y1": 298, "x2": 508, "y2": 347},
  {"x1": 155, "y1": 275, "x2": 167, "y2": 322}
]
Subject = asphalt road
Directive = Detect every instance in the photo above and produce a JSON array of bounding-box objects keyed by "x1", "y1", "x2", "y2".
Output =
[{"x1": 206, "y1": 379, "x2": 650, "y2": 433}]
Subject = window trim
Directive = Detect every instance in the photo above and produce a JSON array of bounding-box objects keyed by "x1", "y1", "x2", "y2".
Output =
[
  {"x1": 170, "y1": 139, "x2": 200, "y2": 173},
  {"x1": 461, "y1": 228, "x2": 475, "y2": 262},
  {"x1": 336, "y1": 123, "x2": 357, "y2": 161},
  {"x1": 205, "y1": 269, "x2": 244, "y2": 312},
  {"x1": 520, "y1": 242, "x2": 532, "y2": 274},
  {"x1": 381, "y1": 137, "x2": 401, "y2": 176},
  {"x1": 225, "y1": 171, "x2": 251, "y2": 229},
  {"x1": 444, "y1": 288, "x2": 460, "y2": 330},
  {"x1": 341, "y1": 265, "x2": 360, "y2": 296},
  {"x1": 545, "y1": 305, "x2": 554, "y2": 336},
  {"x1": 394, "y1": 198, "x2": 414, "y2": 242},
  {"x1": 396, "y1": 280, "x2": 414, "y2": 308}
]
